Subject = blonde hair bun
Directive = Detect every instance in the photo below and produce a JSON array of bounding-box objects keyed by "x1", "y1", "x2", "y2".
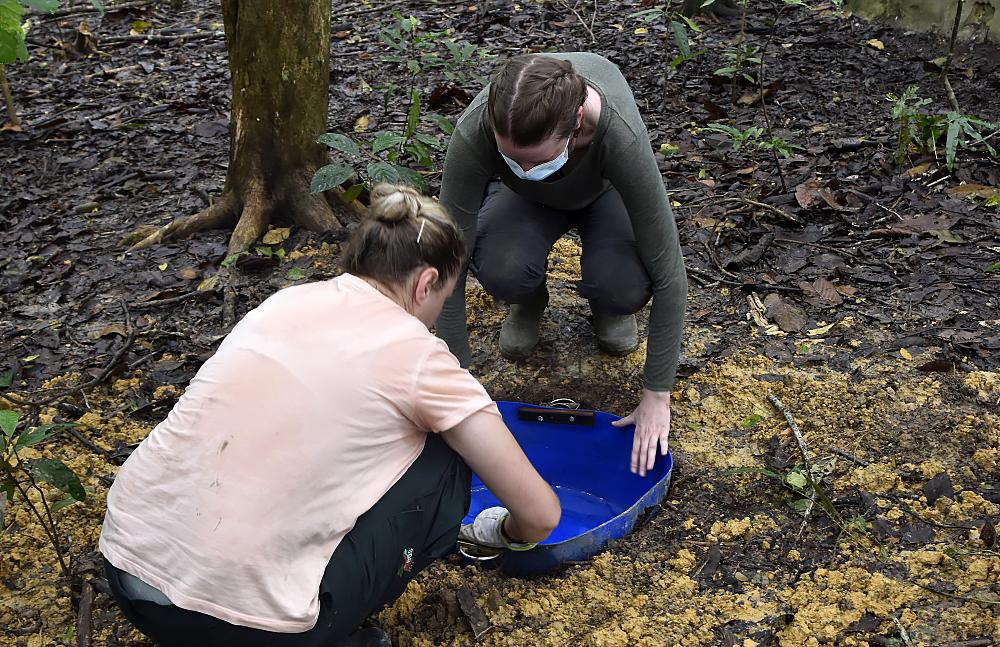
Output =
[{"x1": 370, "y1": 183, "x2": 422, "y2": 224}]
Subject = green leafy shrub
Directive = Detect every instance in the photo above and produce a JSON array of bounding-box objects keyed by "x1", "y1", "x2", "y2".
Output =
[
  {"x1": 889, "y1": 86, "x2": 997, "y2": 171},
  {"x1": 0, "y1": 408, "x2": 84, "y2": 575}
]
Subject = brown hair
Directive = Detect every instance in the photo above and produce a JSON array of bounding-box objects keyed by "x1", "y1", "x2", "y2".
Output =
[
  {"x1": 487, "y1": 55, "x2": 588, "y2": 147},
  {"x1": 342, "y1": 184, "x2": 464, "y2": 290}
]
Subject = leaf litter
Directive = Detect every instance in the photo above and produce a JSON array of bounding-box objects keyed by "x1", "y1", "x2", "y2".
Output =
[{"x1": 1, "y1": 0, "x2": 999, "y2": 645}]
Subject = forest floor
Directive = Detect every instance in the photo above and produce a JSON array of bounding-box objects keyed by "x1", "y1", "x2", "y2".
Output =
[{"x1": 1, "y1": 0, "x2": 999, "y2": 646}]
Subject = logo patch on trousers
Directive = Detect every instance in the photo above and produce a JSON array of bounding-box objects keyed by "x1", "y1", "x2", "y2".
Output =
[{"x1": 398, "y1": 547, "x2": 414, "y2": 576}]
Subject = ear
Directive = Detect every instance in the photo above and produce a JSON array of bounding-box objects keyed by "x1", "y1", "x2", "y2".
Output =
[
  {"x1": 413, "y1": 266, "x2": 440, "y2": 305},
  {"x1": 575, "y1": 104, "x2": 584, "y2": 130}
]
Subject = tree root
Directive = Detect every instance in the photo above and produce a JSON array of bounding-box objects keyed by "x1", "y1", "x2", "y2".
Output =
[
  {"x1": 121, "y1": 169, "x2": 353, "y2": 256},
  {"x1": 122, "y1": 193, "x2": 238, "y2": 251}
]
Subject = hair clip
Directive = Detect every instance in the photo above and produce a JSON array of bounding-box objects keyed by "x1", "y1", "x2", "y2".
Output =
[{"x1": 416, "y1": 218, "x2": 426, "y2": 244}]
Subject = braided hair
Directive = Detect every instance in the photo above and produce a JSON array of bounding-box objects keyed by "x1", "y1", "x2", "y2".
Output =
[{"x1": 487, "y1": 55, "x2": 588, "y2": 147}]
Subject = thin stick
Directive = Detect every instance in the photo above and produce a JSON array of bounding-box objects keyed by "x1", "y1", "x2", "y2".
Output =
[
  {"x1": 26, "y1": 0, "x2": 152, "y2": 18},
  {"x1": 558, "y1": 0, "x2": 597, "y2": 43},
  {"x1": 720, "y1": 197, "x2": 801, "y2": 224},
  {"x1": 0, "y1": 64, "x2": 20, "y2": 128},
  {"x1": 76, "y1": 580, "x2": 94, "y2": 647},
  {"x1": 892, "y1": 615, "x2": 914, "y2": 647},
  {"x1": 768, "y1": 393, "x2": 815, "y2": 532},
  {"x1": 102, "y1": 30, "x2": 224, "y2": 46},
  {"x1": 941, "y1": 0, "x2": 964, "y2": 113},
  {"x1": 911, "y1": 579, "x2": 1000, "y2": 606}
]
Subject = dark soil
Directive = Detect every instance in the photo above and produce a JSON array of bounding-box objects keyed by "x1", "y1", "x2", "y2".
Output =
[{"x1": 1, "y1": 1, "x2": 998, "y2": 646}]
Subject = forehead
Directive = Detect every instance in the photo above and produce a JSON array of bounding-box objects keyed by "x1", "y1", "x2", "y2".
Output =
[{"x1": 496, "y1": 133, "x2": 565, "y2": 162}]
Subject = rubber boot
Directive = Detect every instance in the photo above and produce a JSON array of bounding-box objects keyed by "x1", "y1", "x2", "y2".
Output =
[
  {"x1": 499, "y1": 285, "x2": 548, "y2": 360},
  {"x1": 591, "y1": 304, "x2": 639, "y2": 356},
  {"x1": 334, "y1": 626, "x2": 393, "y2": 647}
]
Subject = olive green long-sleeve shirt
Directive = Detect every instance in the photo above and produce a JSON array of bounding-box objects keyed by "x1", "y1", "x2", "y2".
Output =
[{"x1": 436, "y1": 52, "x2": 687, "y2": 391}]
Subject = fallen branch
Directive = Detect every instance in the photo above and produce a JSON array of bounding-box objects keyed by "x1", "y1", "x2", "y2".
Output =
[
  {"x1": 720, "y1": 197, "x2": 801, "y2": 224},
  {"x1": 911, "y1": 579, "x2": 1000, "y2": 607},
  {"x1": 102, "y1": 30, "x2": 224, "y2": 46},
  {"x1": 132, "y1": 289, "x2": 217, "y2": 310},
  {"x1": 27, "y1": 0, "x2": 153, "y2": 18},
  {"x1": 77, "y1": 580, "x2": 94, "y2": 647}
]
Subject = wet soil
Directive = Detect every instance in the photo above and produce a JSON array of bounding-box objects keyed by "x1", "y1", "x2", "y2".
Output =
[{"x1": 1, "y1": 0, "x2": 998, "y2": 645}]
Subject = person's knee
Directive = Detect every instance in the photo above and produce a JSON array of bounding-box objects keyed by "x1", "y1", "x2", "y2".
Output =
[
  {"x1": 588, "y1": 280, "x2": 651, "y2": 314},
  {"x1": 472, "y1": 249, "x2": 545, "y2": 302}
]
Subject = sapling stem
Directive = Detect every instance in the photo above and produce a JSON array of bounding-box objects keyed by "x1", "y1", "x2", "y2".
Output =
[
  {"x1": 0, "y1": 65, "x2": 20, "y2": 128},
  {"x1": 942, "y1": 0, "x2": 964, "y2": 113}
]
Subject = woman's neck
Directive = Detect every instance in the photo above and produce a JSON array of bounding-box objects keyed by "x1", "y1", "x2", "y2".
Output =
[
  {"x1": 361, "y1": 276, "x2": 408, "y2": 311},
  {"x1": 574, "y1": 86, "x2": 601, "y2": 149}
]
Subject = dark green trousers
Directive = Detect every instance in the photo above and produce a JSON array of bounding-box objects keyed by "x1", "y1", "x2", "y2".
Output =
[{"x1": 105, "y1": 434, "x2": 470, "y2": 646}]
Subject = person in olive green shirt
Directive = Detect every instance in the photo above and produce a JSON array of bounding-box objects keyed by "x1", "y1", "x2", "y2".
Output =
[{"x1": 436, "y1": 52, "x2": 687, "y2": 477}]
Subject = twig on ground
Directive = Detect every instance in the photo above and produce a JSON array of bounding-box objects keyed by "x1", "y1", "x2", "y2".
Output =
[
  {"x1": 77, "y1": 580, "x2": 94, "y2": 647},
  {"x1": 132, "y1": 289, "x2": 217, "y2": 310},
  {"x1": 911, "y1": 579, "x2": 1000, "y2": 606},
  {"x1": 27, "y1": 0, "x2": 153, "y2": 19},
  {"x1": 767, "y1": 393, "x2": 817, "y2": 534},
  {"x1": 102, "y1": 30, "x2": 223, "y2": 46},
  {"x1": 556, "y1": 0, "x2": 597, "y2": 43},
  {"x1": 892, "y1": 615, "x2": 914, "y2": 647},
  {"x1": 819, "y1": 444, "x2": 869, "y2": 467},
  {"x1": 720, "y1": 197, "x2": 801, "y2": 224}
]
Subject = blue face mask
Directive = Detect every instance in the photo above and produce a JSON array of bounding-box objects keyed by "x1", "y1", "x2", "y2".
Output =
[{"x1": 498, "y1": 139, "x2": 570, "y2": 181}]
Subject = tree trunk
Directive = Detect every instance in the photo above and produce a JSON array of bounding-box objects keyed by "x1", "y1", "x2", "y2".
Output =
[{"x1": 125, "y1": 0, "x2": 342, "y2": 255}]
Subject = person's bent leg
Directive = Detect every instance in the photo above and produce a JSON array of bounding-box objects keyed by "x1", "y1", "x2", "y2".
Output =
[
  {"x1": 471, "y1": 181, "x2": 569, "y2": 302},
  {"x1": 472, "y1": 182, "x2": 569, "y2": 357},
  {"x1": 317, "y1": 433, "x2": 472, "y2": 639},
  {"x1": 576, "y1": 189, "x2": 652, "y2": 354}
]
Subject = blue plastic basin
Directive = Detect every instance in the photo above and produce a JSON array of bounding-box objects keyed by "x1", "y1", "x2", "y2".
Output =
[{"x1": 461, "y1": 401, "x2": 673, "y2": 577}]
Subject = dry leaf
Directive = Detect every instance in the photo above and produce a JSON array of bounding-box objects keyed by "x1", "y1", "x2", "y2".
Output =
[
  {"x1": 900, "y1": 348, "x2": 913, "y2": 360},
  {"x1": 197, "y1": 275, "x2": 220, "y2": 292},
  {"x1": 928, "y1": 229, "x2": 964, "y2": 243},
  {"x1": 177, "y1": 267, "x2": 199, "y2": 280},
  {"x1": 99, "y1": 324, "x2": 128, "y2": 338},
  {"x1": 261, "y1": 227, "x2": 291, "y2": 245},
  {"x1": 813, "y1": 277, "x2": 843, "y2": 305},
  {"x1": 0, "y1": 123, "x2": 23, "y2": 133},
  {"x1": 866, "y1": 39, "x2": 885, "y2": 50},
  {"x1": 764, "y1": 294, "x2": 807, "y2": 332},
  {"x1": 946, "y1": 183, "x2": 999, "y2": 199},
  {"x1": 691, "y1": 216, "x2": 735, "y2": 229},
  {"x1": 906, "y1": 162, "x2": 932, "y2": 177},
  {"x1": 795, "y1": 178, "x2": 844, "y2": 210},
  {"x1": 835, "y1": 285, "x2": 858, "y2": 297},
  {"x1": 808, "y1": 322, "x2": 837, "y2": 336}
]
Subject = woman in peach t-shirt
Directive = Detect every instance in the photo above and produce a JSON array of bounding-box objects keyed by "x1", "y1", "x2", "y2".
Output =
[{"x1": 100, "y1": 184, "x2": 561, "y2": 647}]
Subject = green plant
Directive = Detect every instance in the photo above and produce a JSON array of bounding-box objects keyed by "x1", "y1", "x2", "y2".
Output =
[
  {"x1": 715, "y1": 42, "x2": 761, "y2": 84},
  {"x1": 1, "y1": 0, "x2": 103, "y2": 127},
  {"x1": 379, "y1": 12, "x2": 489, "y2": 91},
  {"x1": 0, "y1": 408, "x2": 85, "y2": 576},
  {"x1": 629, "y1": 4, "x2": 706, "y2": 70},
  {"x1": 888, "y1": 86, "x2": 997, "y2": 171},
  {"x1": 311, "y1": 95, "x2": 451, "y2": 197},
  {"x1": 704, "y1": 122, "x2": 802, "y2": 157},
  {"x1": 311, "y1": 13, "x2": 483, "y2": 199}
]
